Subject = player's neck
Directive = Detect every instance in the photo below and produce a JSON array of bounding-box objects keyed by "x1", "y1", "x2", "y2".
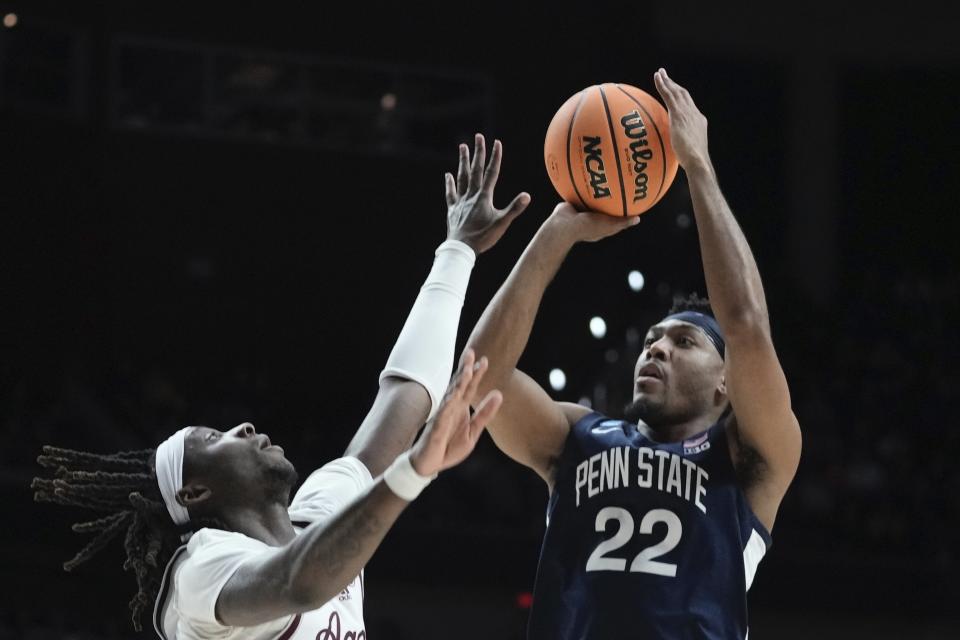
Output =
[
  {"x1": 646, "y1": 410, "x2": 723, "y2": 444},
  {"x1": 221, "y1": 501, "x2": 297, "y2": 546}
]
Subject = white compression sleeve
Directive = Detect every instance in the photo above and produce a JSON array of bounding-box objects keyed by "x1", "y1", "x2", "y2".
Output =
[{"x1": 379, "y1": 239, "x2": 475, "y2": 420}]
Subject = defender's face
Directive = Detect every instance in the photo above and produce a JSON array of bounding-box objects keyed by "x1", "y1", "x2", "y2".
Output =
[
  {"x1": 632, "y1": 320, "x2": 725, "y2": 420},
  {"x1": 182, "y1": 423, "x2": 296, "y2": 502}
]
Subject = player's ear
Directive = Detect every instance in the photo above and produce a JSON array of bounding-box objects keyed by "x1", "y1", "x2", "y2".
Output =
[
  {"x1": 177, "y1": 482, "x2": 212, "y2": 509},
  {"x1": 714, "y1": 376, "x2": 727, "y2": 405}
]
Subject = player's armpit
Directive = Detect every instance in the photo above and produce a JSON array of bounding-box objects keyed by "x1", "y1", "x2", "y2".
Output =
[
  {"x1": 723, "y1": 330, "x2": 802, "y2": 531},
  {"x1": 486, "y1": 369, "x2": 587, "y2": 488}
]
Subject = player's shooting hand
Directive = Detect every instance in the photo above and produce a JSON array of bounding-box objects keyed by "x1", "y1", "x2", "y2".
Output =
[
  {"x1": 546, "y1": 202, "x2": 640, "y2": 244},
  {"x1": 446, "y1": 134, "x2": 531, "y2": 254},
  {"x1": 654, "y1": 68, "x2": 710, "y2": 171},
  {"x1": 409, "y1": 349, "x2": 502, "y2": 477}
]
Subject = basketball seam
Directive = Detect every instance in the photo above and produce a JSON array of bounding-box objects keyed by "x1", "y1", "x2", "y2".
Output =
[
  {"x1": 616, "y1": 84, "x2": 668, "y2": 205},
  {"x1": 565, "y1": 90, "x2": 589, "y2": 210},
  {"x1": 599, "y1": 85, "x2": 628, "y2": 217}
]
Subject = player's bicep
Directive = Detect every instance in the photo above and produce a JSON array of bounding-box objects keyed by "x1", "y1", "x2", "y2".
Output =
[
  {"x1": 486, "y1": 369, "x2": 585, "y2": 486},
  {"x1": 725, "y1": 334, "x2": 802, "y2": 497}
]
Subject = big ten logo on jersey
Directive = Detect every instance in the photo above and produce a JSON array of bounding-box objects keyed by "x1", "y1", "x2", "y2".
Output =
[
  {"x1": 683, "y1": 431, "x2": 711, "y2": 455},
  {"x1": 574, "y1": 446, "x2": 710, "y2": 578},
  {"x1": 582, "y1": 136, "x2": 611, "y2": 199}
]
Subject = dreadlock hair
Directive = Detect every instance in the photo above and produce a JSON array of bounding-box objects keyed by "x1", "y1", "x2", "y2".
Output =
[
  {"x1": 31, "y1": 445, "x2": 182, "y2": 631},
  {"x1": 668, "y1": 291, "x2": 715, "y2": 318}
]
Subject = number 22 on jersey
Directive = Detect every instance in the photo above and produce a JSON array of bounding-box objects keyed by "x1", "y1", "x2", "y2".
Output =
[{"x1": 585, "y1": 507, "x2": 682, "y2": 577}]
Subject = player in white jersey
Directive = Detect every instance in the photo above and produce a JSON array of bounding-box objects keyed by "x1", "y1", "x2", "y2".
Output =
[{"x1": 33, "y1": 134, "x2": 531, "y2": 638}]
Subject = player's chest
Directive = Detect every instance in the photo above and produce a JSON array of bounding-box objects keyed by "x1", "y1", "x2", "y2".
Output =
[
  {"x1": 567, "y1": 441, "x2": 717, "y2": 515},
  {"x1": 284, "y1": 575, "x2": 365, "y2": 640},
  {"x1": 554, "y1": 440, "x2": 740, "y2": 578}
]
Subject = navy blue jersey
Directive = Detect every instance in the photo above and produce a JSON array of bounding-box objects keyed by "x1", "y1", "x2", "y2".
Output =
[{"x1": 528, "y1": 412, "x2": 771, "y2": 640}]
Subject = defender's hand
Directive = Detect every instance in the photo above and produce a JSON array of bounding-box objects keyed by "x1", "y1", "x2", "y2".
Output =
[
  {"x1": 409, "y1": 349, "x2": 502, "y2": 476},
  {"x1": 446, "y1": 134, "x2": 531, "y2": 254},
  {"x1": 545, "y1": 202, "x2": 639, "y2": 244},
  {"x1": 654, "y1": 68, "x2": 711, "y2": 171}
]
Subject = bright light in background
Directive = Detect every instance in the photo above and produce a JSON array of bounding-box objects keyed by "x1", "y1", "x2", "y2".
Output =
[
  {"x1": 549, "y1": 368, "x2": 566, "y2": 391},
  {"x1": 380, "y1": 93, "x2": 397, "y2": 110},
  {"x1": 628, "y1": 270, "x2": 645, "y2": 292},
  {"x1": 589, "y1": 316, "x2": 606, "y2": 339},
  {"x1": 3, "y1": 13, "x2": 17, "y2": 28}
]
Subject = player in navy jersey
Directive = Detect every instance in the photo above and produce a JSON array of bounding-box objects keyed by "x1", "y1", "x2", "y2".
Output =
[{"x1": 466, "y1": 69, "x2": 802, "y2": 639}]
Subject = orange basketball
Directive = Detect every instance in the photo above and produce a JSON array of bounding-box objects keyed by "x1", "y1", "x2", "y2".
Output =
[{"x1": 544, "y1": 83, "x2": 678, "y2": 217}]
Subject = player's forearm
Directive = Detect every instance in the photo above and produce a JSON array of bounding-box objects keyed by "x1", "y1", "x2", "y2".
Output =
[
  {"x1": 348, "y1": 240, "x2": 474, "y2": 476},
  {"x1": 467, "y1": 220, "x2": 575, "y2": 392},
  {"x1": 379, "y1": 240, "x2": 475, "y2": 418},
  {"x1": 685, "y1": 160, "x2": 770, "y2": 337},
  {"x1": 283, "y1": 480, "x2": 407, "y2": 609}
]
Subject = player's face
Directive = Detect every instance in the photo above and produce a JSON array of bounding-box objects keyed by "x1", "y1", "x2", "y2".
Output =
[
  {"x1": 182, "y1": 423, "x2": 298, "y2": 508},
  {"x1": 627, "y1": 320, "x2": 725, "y2": 425}
]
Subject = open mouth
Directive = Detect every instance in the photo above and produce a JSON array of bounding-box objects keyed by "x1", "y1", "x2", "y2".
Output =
[{"x1": 637, "y1": 363, "x2": 664, "y2": 381}]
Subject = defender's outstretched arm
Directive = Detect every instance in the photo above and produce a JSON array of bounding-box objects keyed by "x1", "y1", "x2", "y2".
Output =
[{"x1": 345, "y1": 135, "x2": 529, "y2": 478}]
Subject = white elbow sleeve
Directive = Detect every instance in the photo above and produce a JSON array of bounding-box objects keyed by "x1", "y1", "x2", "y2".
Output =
[{"x1": 379, "y1": 239, "x2": 475, "y2": 420}]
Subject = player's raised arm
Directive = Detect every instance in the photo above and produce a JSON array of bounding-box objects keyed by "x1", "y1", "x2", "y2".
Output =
[
  {"x1": 344, "y1": 134, "x2": 529, "y2": 477},
  {"x1": 215, "y1": 350, "x2": 502, "y2": 626},
  {"x1": 466, "y1": 204, "x2": 638, "y2": 486},
  {"x1": 653, "y1": 68, "x2": 801, "y2": 530}
]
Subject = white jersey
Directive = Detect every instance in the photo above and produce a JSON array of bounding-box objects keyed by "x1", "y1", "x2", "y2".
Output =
[{"x1": 153, "y1": 457, "x2": 373, "y2": 640}]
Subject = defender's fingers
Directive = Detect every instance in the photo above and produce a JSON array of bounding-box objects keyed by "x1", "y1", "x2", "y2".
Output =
[
  {"x1": 469, "y1": 133, "x2": 486, "y2": 193},
  {"x1": 445, "y1": 173, "x2": 457, "y2": 207},
  {"x1": 463, "y1": 356, "x2": 489, "y2": 402},
  {"x1": 452, "y1": 349, "x2": 476, "y2": 396},
  {"x1": 469, "y1": 389, "x2": 503, "y2": 438},
  {"x1": 456, "y1": 347, "x2": 475, "y2": 372},
  {"x1": 500, "y1": 192, "x2": 531, "y2": 222},
  {"x1": 457, "y1": 143, "x2": 470, "y2": 195},
  {"x1": 481, "y1": 139, "x2": 503, "y2": 195}
]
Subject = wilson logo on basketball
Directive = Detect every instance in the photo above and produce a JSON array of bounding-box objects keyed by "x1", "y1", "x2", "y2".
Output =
[
  {"x1": 582, "y1": 136, "x2": 611, "y2": 199},
  {"x1": 621, "y1": 110, "x2": 653, "y2": 202},
  {"x1": 544, "y1": 82, "x2": 677, "y2": 216}
]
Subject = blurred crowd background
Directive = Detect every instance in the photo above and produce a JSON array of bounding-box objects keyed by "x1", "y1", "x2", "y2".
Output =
[{"x1": 2, "y1": 1, "x2": 958, "y2": 638}]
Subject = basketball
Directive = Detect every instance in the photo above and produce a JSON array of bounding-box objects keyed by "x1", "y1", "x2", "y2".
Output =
[{"x1": 544, "y1": 83, "x2": 678, "y2": 217}]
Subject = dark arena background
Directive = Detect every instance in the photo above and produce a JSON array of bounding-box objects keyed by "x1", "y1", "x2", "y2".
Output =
[{"x1": 3, "y1": 2, "x2": 959, "y2": 638}]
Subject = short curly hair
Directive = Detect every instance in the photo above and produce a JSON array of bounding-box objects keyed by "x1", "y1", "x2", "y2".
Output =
[{"x1": 667, "y1": 291, "x2": 715, "y2": 317}]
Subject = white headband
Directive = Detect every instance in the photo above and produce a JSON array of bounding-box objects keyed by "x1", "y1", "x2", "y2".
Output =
[{"x1": 155, "y1": 427, "x2": 193, "y2": 541}]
